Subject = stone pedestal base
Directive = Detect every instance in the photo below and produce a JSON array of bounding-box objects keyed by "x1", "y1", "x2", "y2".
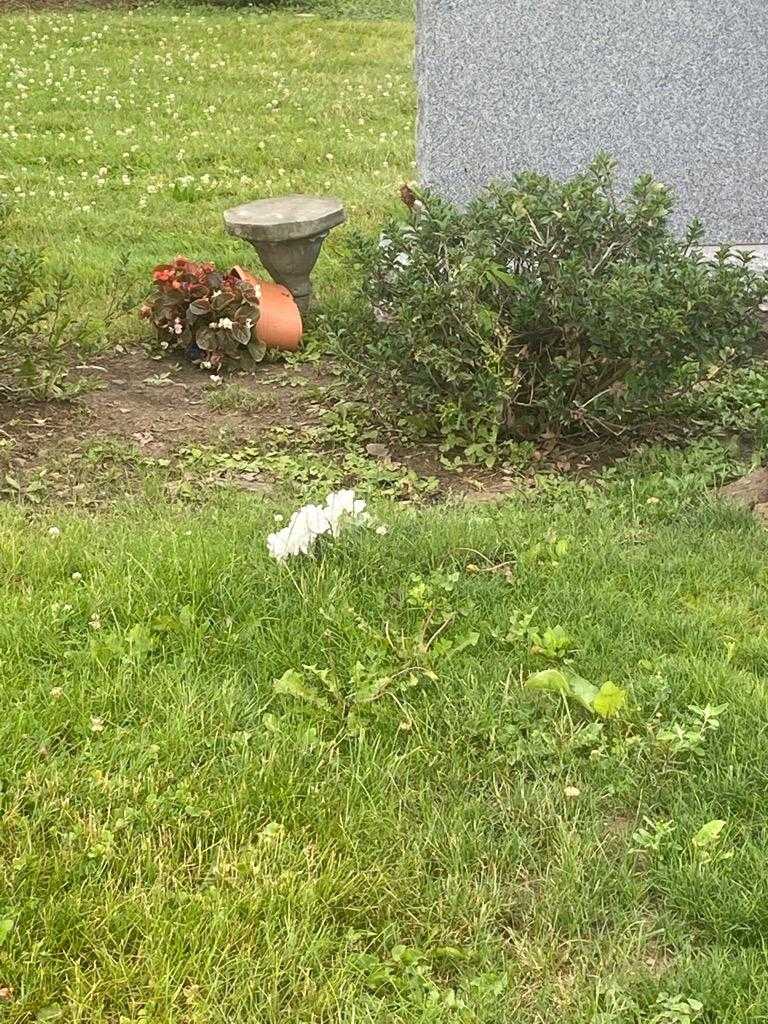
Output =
[
  {"x1": 250, "y1": 233, "x2": 328, "y2": 317},
  {"x1": 224, "y1": 195, "x2": 346, "y2": 319}
]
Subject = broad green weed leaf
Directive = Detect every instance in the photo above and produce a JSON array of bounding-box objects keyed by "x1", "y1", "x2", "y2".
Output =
[
  {"x1": 692, "y1": 819, "x2": 726, "y2": 849},
  {"x1": 525, "y1": 669, "x2": 605, "y2": 713},
  {"x1": 0, "y1": 918, "x2": 13, "y2": 945},
  {"x1": 593, "y1": 681, "x2": 628, "y2": 718},
  {"x1": 433, "y1": 629, "x2": 480, "y2": 660},
  {"x1": 259, "y1": 821, "x2": 286, "y2": 841},
  {"x1": 432, "y1": 945, "x2": 466, "y2": 963},
  {"x1": 567, "y1": 675, "x2": 599, "y2": 711},
  {"x1": 468, "y1": 970, "x2": 509, "y2": 997},
  {"x1": 37, "y1": 1006, "x2": 63, "y2": 1022},
  {"x1": 354, "y1": 676, "x2": 392, "y2": 704},
  {"x1": 524, "y1": 669, "x2": 571, "y2": 695},
  {"x1": 273, "y1": 669, "x2": 328, "y2": 709}
]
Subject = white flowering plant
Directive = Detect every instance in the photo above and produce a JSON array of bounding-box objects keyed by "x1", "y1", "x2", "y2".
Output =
[
  {"x1": 267, "y1": 489, "x2": 375, "y2": 562},
  {"x1": 141, "y1": 257, "x2": 264, "y2": 371}
]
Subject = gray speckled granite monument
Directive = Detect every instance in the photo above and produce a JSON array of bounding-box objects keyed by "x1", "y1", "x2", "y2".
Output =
[{"x1": 416, "y1": 0, "x2": 768, "y2": 248}]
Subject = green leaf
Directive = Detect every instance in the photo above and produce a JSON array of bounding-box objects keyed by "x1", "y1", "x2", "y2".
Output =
[
  {"x1": 567, "y1": 674, "x2": 599, "y2": 711},
  {"x1": 247, "y1": 340, "x2": 267, "y2": 363},
  {"x1": 488, "y1": 266, "x2": 520, "y2": 289},
  {"x1": 592, "y1": 681, "x2": 628, "y2": 718},
  {"x1": 37, "y1": 1005, "x2": 63, "y2": 1022},
  {"x1": 354, "y1": 675, "x2": 392, "y2": 705},
  {"x1": 273, "y1": 669, "x2": 328, "y2": 709},
  {"x1": 259, "y1": 821, "x2": 285, "y2": 840},
  {"x1": 692, "y1": 819, "x2": 726, "y2": 849},
  {"x1": 0, "y1": 918, "x2": 14, "y2": 945},
  {"x1": 433, "y1": 629, "x2": 480, "y2": 660},
  {"x1": 432, "y1": 945, "x2": 466, "y2": 963},
  {"x1": 524, "y1": 669, "x2": 600, "y2": 713},
  {"x1": 524, "y1": 668, "x2": 571, "y2": 695}
]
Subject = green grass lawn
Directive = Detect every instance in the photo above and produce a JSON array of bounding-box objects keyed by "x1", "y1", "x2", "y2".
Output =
[
  {"x1": 0, "y1": 4, "x2": 414, "y2": 312},
  {"x1": 292, "y1": 0, "x2": 414, "y2": 17},
  {"x1": 3, "y1": 4, "x2": 768, "y2": 1022},
  {"x1": 2, "y1": 484, "x2": 768, "y2": 1022}
]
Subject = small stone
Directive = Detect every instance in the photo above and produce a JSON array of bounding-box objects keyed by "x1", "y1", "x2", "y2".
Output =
[
  {"x1": 365, "y1": 442, "x2": 391, "y2": 459},
  {"x1": 719, "y1": 468, "x2": 768, "y2": 510}
]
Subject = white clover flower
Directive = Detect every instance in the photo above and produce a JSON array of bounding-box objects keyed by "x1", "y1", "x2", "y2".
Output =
[
  {"x1": 47, "y1": 526, "x2": 61, "y2": 538},
  {"x1": 375, "y1": 525, "x2": 388, "y2": 536}
]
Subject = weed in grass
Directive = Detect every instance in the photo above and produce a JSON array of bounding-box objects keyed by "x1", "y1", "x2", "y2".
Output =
[
  {"x1": 0, "y1": 490, "x2": 767, "y2": 1019},
  {"x1": 205, "y1": 382, "x2": 278, "y2": 413}
]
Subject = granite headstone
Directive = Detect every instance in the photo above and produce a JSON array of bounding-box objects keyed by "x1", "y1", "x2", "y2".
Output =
[{"x1": 416, "y1": 0, "x2": 768, "y2": 247}]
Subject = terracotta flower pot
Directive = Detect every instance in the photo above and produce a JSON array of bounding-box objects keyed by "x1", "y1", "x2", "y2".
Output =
[{"x1": 231, "y1": 266, "x2": 302, "y2": 353}]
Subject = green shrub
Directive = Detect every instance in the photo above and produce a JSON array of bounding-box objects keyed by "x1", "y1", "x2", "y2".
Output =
[
  {"x1": 0, "y1": 202, "x2": 74, "y2": 399},
  {"x1": 0, "y1": 202, "x2": 133, "y2": 400},
  {"x1": 338, "y1": 155, "x2": 768, "y2": 456}
]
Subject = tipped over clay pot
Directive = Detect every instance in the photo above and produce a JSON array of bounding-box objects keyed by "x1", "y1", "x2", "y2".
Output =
[{"x1": 231, "y1": 265, "x2": 302, "y2": 353}]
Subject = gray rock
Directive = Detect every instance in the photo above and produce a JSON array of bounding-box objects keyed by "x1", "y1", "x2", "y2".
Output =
[
  {"x1": 416, "y1": 0, "x2": 768, "y2": 244},
  {"x1": 719, "y1": 468, "x2": 768, "y2": 510}
]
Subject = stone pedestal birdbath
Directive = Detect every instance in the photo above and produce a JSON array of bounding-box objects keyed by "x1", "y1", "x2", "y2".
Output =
[{"x1": 223, "y1": 195, "x2": 346, "y2": 318}]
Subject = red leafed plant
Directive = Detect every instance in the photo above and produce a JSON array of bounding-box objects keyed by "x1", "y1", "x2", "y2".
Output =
[{"x1": 141, "y1": 257, "x2": 264, "y2": 369}]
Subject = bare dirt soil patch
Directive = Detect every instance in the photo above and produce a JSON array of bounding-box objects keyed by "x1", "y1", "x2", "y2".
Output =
[
  {"x1": 0, "y1": 346, "x2": 673, "y2": 507},
  {"x1": 0, "y1": 349, "x2": 326, "y2": 459},
  {"x1": 0, "y1": 349, "x2": 531, "y2": 504}
]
